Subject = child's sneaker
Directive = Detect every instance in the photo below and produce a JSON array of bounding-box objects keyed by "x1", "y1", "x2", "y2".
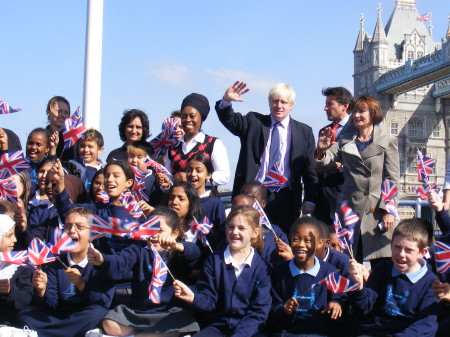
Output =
[{"x1": 0, "y1": 325, "x2": 38, "y2": 337}]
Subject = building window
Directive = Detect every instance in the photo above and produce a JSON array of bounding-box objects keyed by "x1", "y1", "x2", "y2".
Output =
[
  {"x1": 417, "y1": 51, "x2": 424, "y2": 59},
  {"x1": 391, "y1": 122, "x2": 399, "y2": 135},
  {"x1": 406, "y1": 150, "x2": 417, "y2": 174},
  {"x1": 407, "y1": 50, "x2": 414, "y2": 60},
  {"x1": 408, "y1": 118, "x2": 423, "y2": 137},
  {"x1": 399, "y1": 159, "x2": 405, "y2": 174},
  {"x1": 433, "y1": 125, "x2": 440, "y2": 138}
]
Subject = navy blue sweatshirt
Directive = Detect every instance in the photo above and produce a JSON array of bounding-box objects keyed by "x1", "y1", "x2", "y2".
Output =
[{"x1": 349, "y1": 260, "x2": 439, "y2": 337}]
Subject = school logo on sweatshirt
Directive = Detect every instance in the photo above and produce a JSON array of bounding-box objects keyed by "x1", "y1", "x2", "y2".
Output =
[{"x1": 383, "y1": 285, "x2": 410, "y2": 317}]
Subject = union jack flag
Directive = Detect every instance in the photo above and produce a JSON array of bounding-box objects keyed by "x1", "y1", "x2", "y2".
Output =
[
  {"x1": 417, "y1": 13, "x2": 431, "y2": 21},
  {"x1": 315, "y1": 272, "x2": 360, "y2": 293},
  {"x1": 119, "y1": 191, "x2": 144, "y2": 219},
  {"x1": 0, "y1": 179, "x2": 18, "y2": 205},
  {"x1": 191, "y1": 217, "x2": 213, "y2": 251},
  {"x1": 148, "y1": 244, "x2": 169, "y2": 304},
  {"x1": 126, "y1": 216, "x2": 160, "y2": 240},
  {"x1": 48, "y1": 226, "x2": 77, "y2": 254},
  {"x1": 417, "y1": 150, "x2": 435, "y2": 183},
  {"x1": 0, "y1": 250, "x2": 29, "y2": 265},
  {"x1": 381, "y1": 179, "x2": 399, "y2": 221},
  {"x1": 0, "y1": 151, "x2": 30, "y2": 179},
  {"x1": 62, "y1": 107, "x2": 87, "y2": 149},
  {"x1": 0, "y1": 100, "x2": 22, "y2": 114},
  {"x1": 262, "y1": 162, "x2": 287, "y2": 192},
  {"x1": 144, "y1": 156, "x2": 173, "y2": 177},
  {"x1": 340, "y1": 201, "x2": 359, "y2": 245},
  {"x1": 149, "y1": 118, "x2": 180, "y2": 158},
  {"x1": 252, "y1": 200, "x2": 276, "y2": 235},
  {"x1": 27, "y1": 238, "x2": 57, "y2": 267},
  {"x1": 412, "y1": 183, "x2": 438, "y2": 200},
  {"x1": 435, "y1": 240, "x2": 450, "y2": 273},
  {"x1": 131, "y1": 166, "x2": 149, "y2": 202},
  {"x1": 88, "y1": 215, "x2": 133, "y2": 240},
  {"x1": 333, "y1": 213, "x2": 349, "y2": 251},
  {"x1": 95, "y1": 191, "x2": 110, "y2": 204}
]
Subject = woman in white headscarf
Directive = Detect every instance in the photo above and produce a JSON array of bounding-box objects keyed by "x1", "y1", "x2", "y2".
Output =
[{"x1": 0, "y1": 213, "x2": 34, "y2": 326}]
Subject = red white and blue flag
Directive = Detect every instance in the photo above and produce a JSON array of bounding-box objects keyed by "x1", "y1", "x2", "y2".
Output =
[
  {"x1": 149, "y1": 118, "x2": 180, "y2": 158},
  {"x1": 413, "y1": 183, "x2": 438, "y2": 200},
  {"x1": 191, "y1": 217, "x2": 213, "y2": 251},
  {"x1": 119, "y1": 191, "x2": 144, "y2": 219},
  {"x1": 315, "y1": 272, "x2": 360, "y2": 293},
  {"x1": 95, "y1": 191, "x2": 110, "y2": 204},
  {"x1": 340, "y1": 201, "x2": 359, "y2": 245},
  {"x1": 252, "y1": 200, "x2": 276, "y2": 235},
  {"x1": 417, "y1": 150, "x2": 435, "y2": 183},
  {"x1": 435, "y1": 240, "x2": 450, "y2": 273},
  {"x1": 48, "y1": 226, "x2": 77, "y2": 254},
  {"x1": 144, "y1": 156, "x2": 173, "y2": 177},
  {"x1": 0, "y1": 179, "x2": 18, "y2": 205},
  {"x1": 62, "y1": 107, "x2": 87, "y2": 149},
  {"x1": 333, "y1": 213, "x2": 349, "y2": 251},
  {"x1": 0, "y1": 250, "x2": 29, "y2": 265},
  {"x1": 148, "y1": 244, "x2": 169, "y2": 304},
  {"x1": 127, "y1": 216, "x2": 160, "y2": 240},
  {"x1": 381, "y1": 179, "x2": 399, "y2": 221},
  {"x1": 89, "y1": 215, "x2": 134, "y2": 240},
  {"x1": 131, "y1": 166, "x2": 149, "y2": 202},
  {"x1": 417, "y1": 13, "x2": 431, "y2": 21},
  {"x1": 0, "y1": 151, "x2": 31, "y2": 179},
  {"x1": 0, "y1": 100, "x2": 22, "y2": 115},
  {"x1": 262, "y1": 162, "x2": 287, "y2": 192},
  {"x1": 27, "y1": 238, "x2": 57, "y2": 267}
]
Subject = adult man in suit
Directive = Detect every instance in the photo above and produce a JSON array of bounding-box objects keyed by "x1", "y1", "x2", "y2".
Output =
[
  {"x1": 315, "y1": 87, "x2": 354, "y2": 226},
  {"x1": 215, "y1": 81, "x2": 317, "y2": 233}
]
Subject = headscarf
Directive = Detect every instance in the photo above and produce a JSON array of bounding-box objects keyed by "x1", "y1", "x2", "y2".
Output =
[
  {"x1": 0, "y1": 214, "x2": 15, "y2": 237},
  {"x1": 180, "y1": 93, "x2": 210, "y2": 122}
]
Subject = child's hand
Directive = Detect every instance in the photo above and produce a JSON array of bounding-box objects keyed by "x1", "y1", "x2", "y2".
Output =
[
  {"x1": 137, "y1": 200, "x2": 154, "y2": 218},
  {"x1": 174, "y1": 172, "x2": 187, "y2": 183},
  {"x1": 49, "y1": 159, "x2": 65, "y2": 193},
  {"x1": 65, "y1": 267, "x2": 86, "y2": 291},
  {"x1": 381, "y1": 212, "x2": 394, "y2": 229},
  {"x1": 433, "y1": 279, "x2": 450, "y2": 302},
  {"x1": 158, "y1": 234, "x2": 179, "y2": 252},
  {"x1": 14, "y1": 202, "x2": 27, "y2": 232},
  {"x1": 349, "y1": 259, "x2": 364, "y2": 289},
  {"x1": 48, "y1": 131, "x2": 59, "y2": 156},
  {"x1": 428, "y1": 190, "x2": 444, "y2": 212},
  {"x1": 0, "y1": 128, "x2": 8, "y2": 151},
  {"x1": 323, "y1": 301, "x2": 342, "y2": 319},
  {"x1": 283, "y1": 297, "x2": 299, "y2": 315},
  {"x1": 275, "y1": 237, "x2": 294, "y2": 260},
  {"x1": 32, "y1": 269, "x2": 47, "y2": 297},
  {"x1": 0, "y1": 279, "x2": 10, "y2": 294},
  {"x1": 156, "y1": 173, "x2": 171, "y2": 189},
  {"x1": 87, "y1": 246, "x2": 104, "y2": 266},
  {"x1": 173, "y1": 280, "x2": 195, "y2": 303}
]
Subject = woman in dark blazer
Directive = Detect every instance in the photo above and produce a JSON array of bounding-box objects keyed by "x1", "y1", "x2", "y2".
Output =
[{"x1": 315, "y1": 95, "x2": 400, "y2": 264}]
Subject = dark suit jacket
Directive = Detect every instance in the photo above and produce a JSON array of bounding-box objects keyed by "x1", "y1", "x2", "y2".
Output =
[
  {"x1": 215, "y1": 101, "x2": 317, "y2": 212},
  {"x1": 316, "y1": 120, "x2": 355, "y2": 223}
]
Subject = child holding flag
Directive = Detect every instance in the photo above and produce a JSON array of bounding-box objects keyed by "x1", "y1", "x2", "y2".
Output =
[
  {"x1": 87, "y1": 207, "x2": 201, "y2": 336},
  {"x1": 19, "y1": 207, "x2": 115, "y2": 337},
  {"x1": 173, "y1": 205, "x2": 271, "y2": 337},
  {"x1": 269, "y1": 216, "x2": 344, "y2": 336},
  {"x1": 348, "y1": 219, "x2": 439, "y2": 336}
]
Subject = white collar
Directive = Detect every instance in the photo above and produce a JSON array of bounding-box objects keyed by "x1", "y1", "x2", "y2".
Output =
[
  {"x1": 270, "y1": 115, "x2": 290, "y2": 128},
  {"x1": 67, "y1": 252, "x2": 88, "y2": 268},
  {"x1": 338, "y1": 114, "x2": 350, "y2": 126},
  {"x1": 199, "y1": 190, "x2": 211, "y2": 198},
  {"x1": 224, "y1": 245, "x2": 254, "y2": 268},
  {"x1": 182, "y1": 130, "x2": 205, "y2": 145}
]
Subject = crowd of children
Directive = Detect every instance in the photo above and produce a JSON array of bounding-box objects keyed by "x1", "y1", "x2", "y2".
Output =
[{"x1": 0, "y1": 95, "x2": 450, "y2": 337}]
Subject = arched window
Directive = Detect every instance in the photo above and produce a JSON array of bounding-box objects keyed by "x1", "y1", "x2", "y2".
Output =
[{"x1": 408, "y1": 118, "x2": 423, "y2": 137}]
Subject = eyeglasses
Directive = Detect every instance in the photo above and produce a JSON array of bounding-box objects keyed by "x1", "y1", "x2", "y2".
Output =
[{"x1": 63, "y1": 224, "x2": 89, "y2": 232}]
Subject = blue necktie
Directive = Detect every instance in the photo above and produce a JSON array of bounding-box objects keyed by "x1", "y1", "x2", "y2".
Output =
[{"x1": 268, "y1": 122, "x2": 281, "y2": 169}]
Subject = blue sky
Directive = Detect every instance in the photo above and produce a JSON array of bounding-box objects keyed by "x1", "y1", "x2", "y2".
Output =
[{"x1": 1, "y1": 0, "x2": 448, "y2": 188}]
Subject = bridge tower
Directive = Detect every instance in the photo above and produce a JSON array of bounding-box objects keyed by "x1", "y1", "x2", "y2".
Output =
[{"x1": 353, "y1": 0, "x2": 450, "y2": 199}]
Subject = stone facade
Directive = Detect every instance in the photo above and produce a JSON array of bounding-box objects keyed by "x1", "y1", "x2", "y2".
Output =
[{"x1": 353, "y1": 0, "x2": 450, "y2": 200}]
